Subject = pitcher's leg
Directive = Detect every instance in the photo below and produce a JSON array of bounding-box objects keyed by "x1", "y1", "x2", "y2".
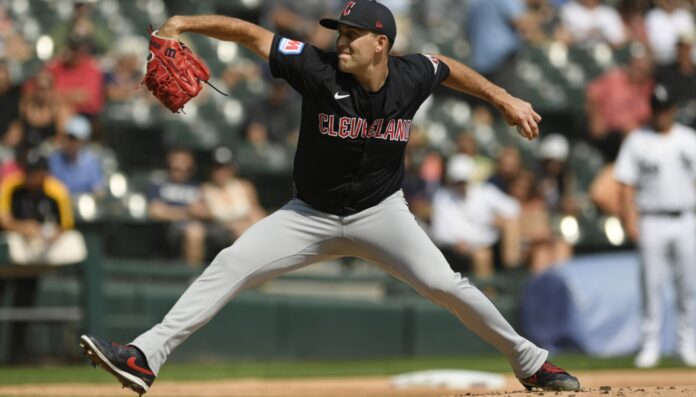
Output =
[
  {"x1": 131, "y1": 200, "x2": 342, "y2": 374},
  {"x1": 344, "y1": 192, "x2": 547, "y2": 378}
]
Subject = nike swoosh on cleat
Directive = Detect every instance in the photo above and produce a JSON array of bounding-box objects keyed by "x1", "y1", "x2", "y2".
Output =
[
  {"x1": 334, "y1": 92, "x2": 350, "y2": 100},
  {"x1": 127, "y1": 357, "x2": 155, "y2": 376}
]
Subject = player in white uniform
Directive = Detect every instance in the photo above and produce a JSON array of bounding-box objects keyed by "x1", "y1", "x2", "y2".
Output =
[{"x1": 615, "y1": 85, "x2": 696, "y2": 368}]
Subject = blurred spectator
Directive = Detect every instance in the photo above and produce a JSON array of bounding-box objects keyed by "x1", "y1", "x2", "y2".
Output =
[
  {"x1": 560, "y1": 0, "x2": 626, "y2": 47},
  {"x1": 0, "y1": 5, "x2": 31, "y2": 64},
  {"x1": 48, "y1": 115, "x2": 105, "y2": 196},
  {"x1": 0, "y1": 62, "x2": 21, "y2": 147},
  {"x1": 147, "y1": 148, "x2": 211, "y2": 266},
  {"x1": 50, "y1": 1, "x2": 111, "y2": 55},
  {"x1": 454, "y1": 131, "x2": 495, "y2": 184},
  {"x1": 508, "y1": 170, "x2": 571, "y2": 273},
  {"x1": 465, "y1": 0, "x2": 531, "y2": 98},
  {"x1": 419, "y1": 149, "x2": 445, "y2": 198},
  {"x1": 18, "y1": 70, "x2": 73, "y2": 150},
  {"x1": 536, "y1": 134, "x2": 577, "y2": 215},
  {"x1": 646, "y1": 0, "x2": 695, "y2": 65},
  {"x1": 589, "y1": 161, "x2": 622, "y2": 216},
  {"x1": 0, "y1": 149, "x2": 20, "y2": 182},
  {"x1": 524, "y1": 0, "x2": 572, "y2": 44},
  {"x1": 0, "y1": 5, "x2": 13, "y2": 37},
  {"x1": 201, "y1": 148, "x2": 265, "y2": 252},
  {"x1": 105, "y1": 37, "x2": 148, "y2": 103},
  {"x1": 618, "y1": 0, "x2": 651, "y2": 44},
  {"x1": 0, "y1": 152, "x2": 84, "y2": 265},
  {"x1": 413, "y1": 0, "x2": 466, "y2": 29},
  {"x1": 262, "y1": 0, "x2": 337, "y2": 49},
  {"x1": 403, "y1": 128, "x2": 439, "y2": 224},
  {"x1": 469, "y1": 105, "x2": 502, "y2": 155},
  {"x1": 656, "y1": 31, "x2": 696, "y2": 127},
  {"x1": 432, "y1": 154, "x2": 521, "y2": 277},
  {"x1": 44, "y1": 35, "x2": 105, "y2": 118},
  {"x1": 221, "y1": 59, "x2": 262, "y2": 94},
  {"x1": 402, "y1": 149, "x2": 431, "y2": 224},
  {"x1": 0, "y1": 151, "x2": 85, "y2": 362},
  {"x1": 246, "y1": 79, "x2": 301, "y2": 146},
  {"x1": 217, "y1": 62, "x2": 263, "y2": 140},
  {"x1": 373, "y1": 0, "x2": 413, "y2": 53},
  {"x1": 488, "y1": 146, "x2": 522, "y2": 193},
  {"x1": 586, "y1": 45, "x2": 654, "y2": 161}
]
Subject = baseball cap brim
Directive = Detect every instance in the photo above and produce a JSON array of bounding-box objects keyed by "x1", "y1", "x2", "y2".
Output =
[
  {"x1": 320, "y1": 18, "x2": 371, "y2": 32},
  {"x1": 652, "y1": 101, "x2": 678, "y2": 112}
]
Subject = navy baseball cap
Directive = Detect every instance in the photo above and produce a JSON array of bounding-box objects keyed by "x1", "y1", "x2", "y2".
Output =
[
  {"x1": 24, "y1": 150, "x2": 49, "y2": 172},
  {"x1": 650, "y1": 84, "x2": 677, "y2": 111},
  {"x1": 320, "y1": 1, "x2": 396, "y2": 48}
]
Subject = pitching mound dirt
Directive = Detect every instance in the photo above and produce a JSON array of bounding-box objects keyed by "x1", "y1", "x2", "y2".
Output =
[{"x1": 0, "y1": 368, "x2": 694, "y2": 397}]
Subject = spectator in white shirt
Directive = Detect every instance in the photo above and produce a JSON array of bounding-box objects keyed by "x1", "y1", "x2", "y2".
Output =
[
  {"x1": 646, "y1": 0, "x2": 695, "y2": 65},
  {"x1": 432, "y1": 154, "x2": 522, "y2": 278},
  {"x1": 560, "y1": 0, "x2": 626, "y2": 47}
]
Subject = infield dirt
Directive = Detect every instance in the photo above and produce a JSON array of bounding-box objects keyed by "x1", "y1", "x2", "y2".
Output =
[{"x1": 0, "y1": 368, "x2": 694, "y2": 397}]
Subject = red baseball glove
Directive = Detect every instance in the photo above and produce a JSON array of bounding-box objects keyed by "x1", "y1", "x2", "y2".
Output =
[{"x1": 142, "y1": 29, "x2": 211, "y2": 113}]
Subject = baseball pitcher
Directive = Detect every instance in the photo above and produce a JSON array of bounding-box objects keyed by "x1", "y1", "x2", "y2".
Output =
[{"x1": 79, "y1": 1, "x2": 580, "y2": 394}]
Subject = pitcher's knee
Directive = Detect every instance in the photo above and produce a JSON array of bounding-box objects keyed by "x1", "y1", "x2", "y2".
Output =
[
  {"x1": 210, "y1": 244, "x2": 266, "y2": 275},
  {"x1": 204, "y1": 246, "x2": 254, "y2": 285},
  {"x1": 211, "y1": 245, "x2": 242, "y2": 267}
]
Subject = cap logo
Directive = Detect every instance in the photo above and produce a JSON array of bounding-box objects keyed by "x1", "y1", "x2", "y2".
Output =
[
  {"x1": 375, "y1": 20, "x2": 383, "y2": 29},
  {"x1": 342, "y1": 1, "x2": 356, "y2": 16}
]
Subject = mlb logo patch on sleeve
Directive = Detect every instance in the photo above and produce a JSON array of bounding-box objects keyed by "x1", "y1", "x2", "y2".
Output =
[{"x1": 279, "y1": 38, "x2": 305, "y2": 55}]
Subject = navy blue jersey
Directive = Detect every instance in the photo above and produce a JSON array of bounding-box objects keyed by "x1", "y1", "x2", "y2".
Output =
[
  {"x1": 269, "y1": 35, "x2": 450, "y2": 215},
  {"x1": 147, "y1": 178, "x2": 201, "y2": 207}
]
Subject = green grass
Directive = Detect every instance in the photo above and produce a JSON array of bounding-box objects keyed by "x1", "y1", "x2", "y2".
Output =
[{"x1": 0, "y1": 354, "x2": 692, "y2": 385}]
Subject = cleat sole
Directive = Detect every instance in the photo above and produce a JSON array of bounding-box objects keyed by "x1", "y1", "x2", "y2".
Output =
[
  {"x1": 79, "y1": 336, "x2": 149, "y2": 395},
  {"x1": 520, "y1": 379, "x2": 580, "y2": 392}
]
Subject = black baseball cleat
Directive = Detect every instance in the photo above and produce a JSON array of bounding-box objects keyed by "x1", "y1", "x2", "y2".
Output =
[
  {"x1": 519, "y1": 360, "x2": 580, "y2": 391},
  {"x1": 79, "y1": 335, "x2": 155, "y2": 396}
]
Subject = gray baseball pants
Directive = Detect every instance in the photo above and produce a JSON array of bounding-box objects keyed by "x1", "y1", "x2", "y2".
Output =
[{"x1": 131, "y1": 190, "x2": 548, "y2": 378}]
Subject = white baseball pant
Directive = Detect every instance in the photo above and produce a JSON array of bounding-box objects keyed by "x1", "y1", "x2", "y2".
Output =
[
  {"x1": 638, "y1": 213, "x2": 696, "y2": 354},
  {"x1": 131, "y1": 190, "x2": 548, "y2": 378}
]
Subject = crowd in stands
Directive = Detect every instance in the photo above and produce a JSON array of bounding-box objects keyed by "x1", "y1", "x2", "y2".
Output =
[
  {"x1": 147, "y1": 146, "x2": 264, "y2": 265},
  {"x1": 0, "y1": 0, "x2": 695, "y2": 278}
]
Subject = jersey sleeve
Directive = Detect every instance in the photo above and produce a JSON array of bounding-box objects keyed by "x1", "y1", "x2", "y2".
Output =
[
  {"x1": 399, "y1": 54, "x2": 451, "y2": 102},
  {"x1": 268, "y1": 34, "x2": 331, "y2": 96},
  {"x1": 614, "y1": 135, "x2": 638, "y2": 185}
]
